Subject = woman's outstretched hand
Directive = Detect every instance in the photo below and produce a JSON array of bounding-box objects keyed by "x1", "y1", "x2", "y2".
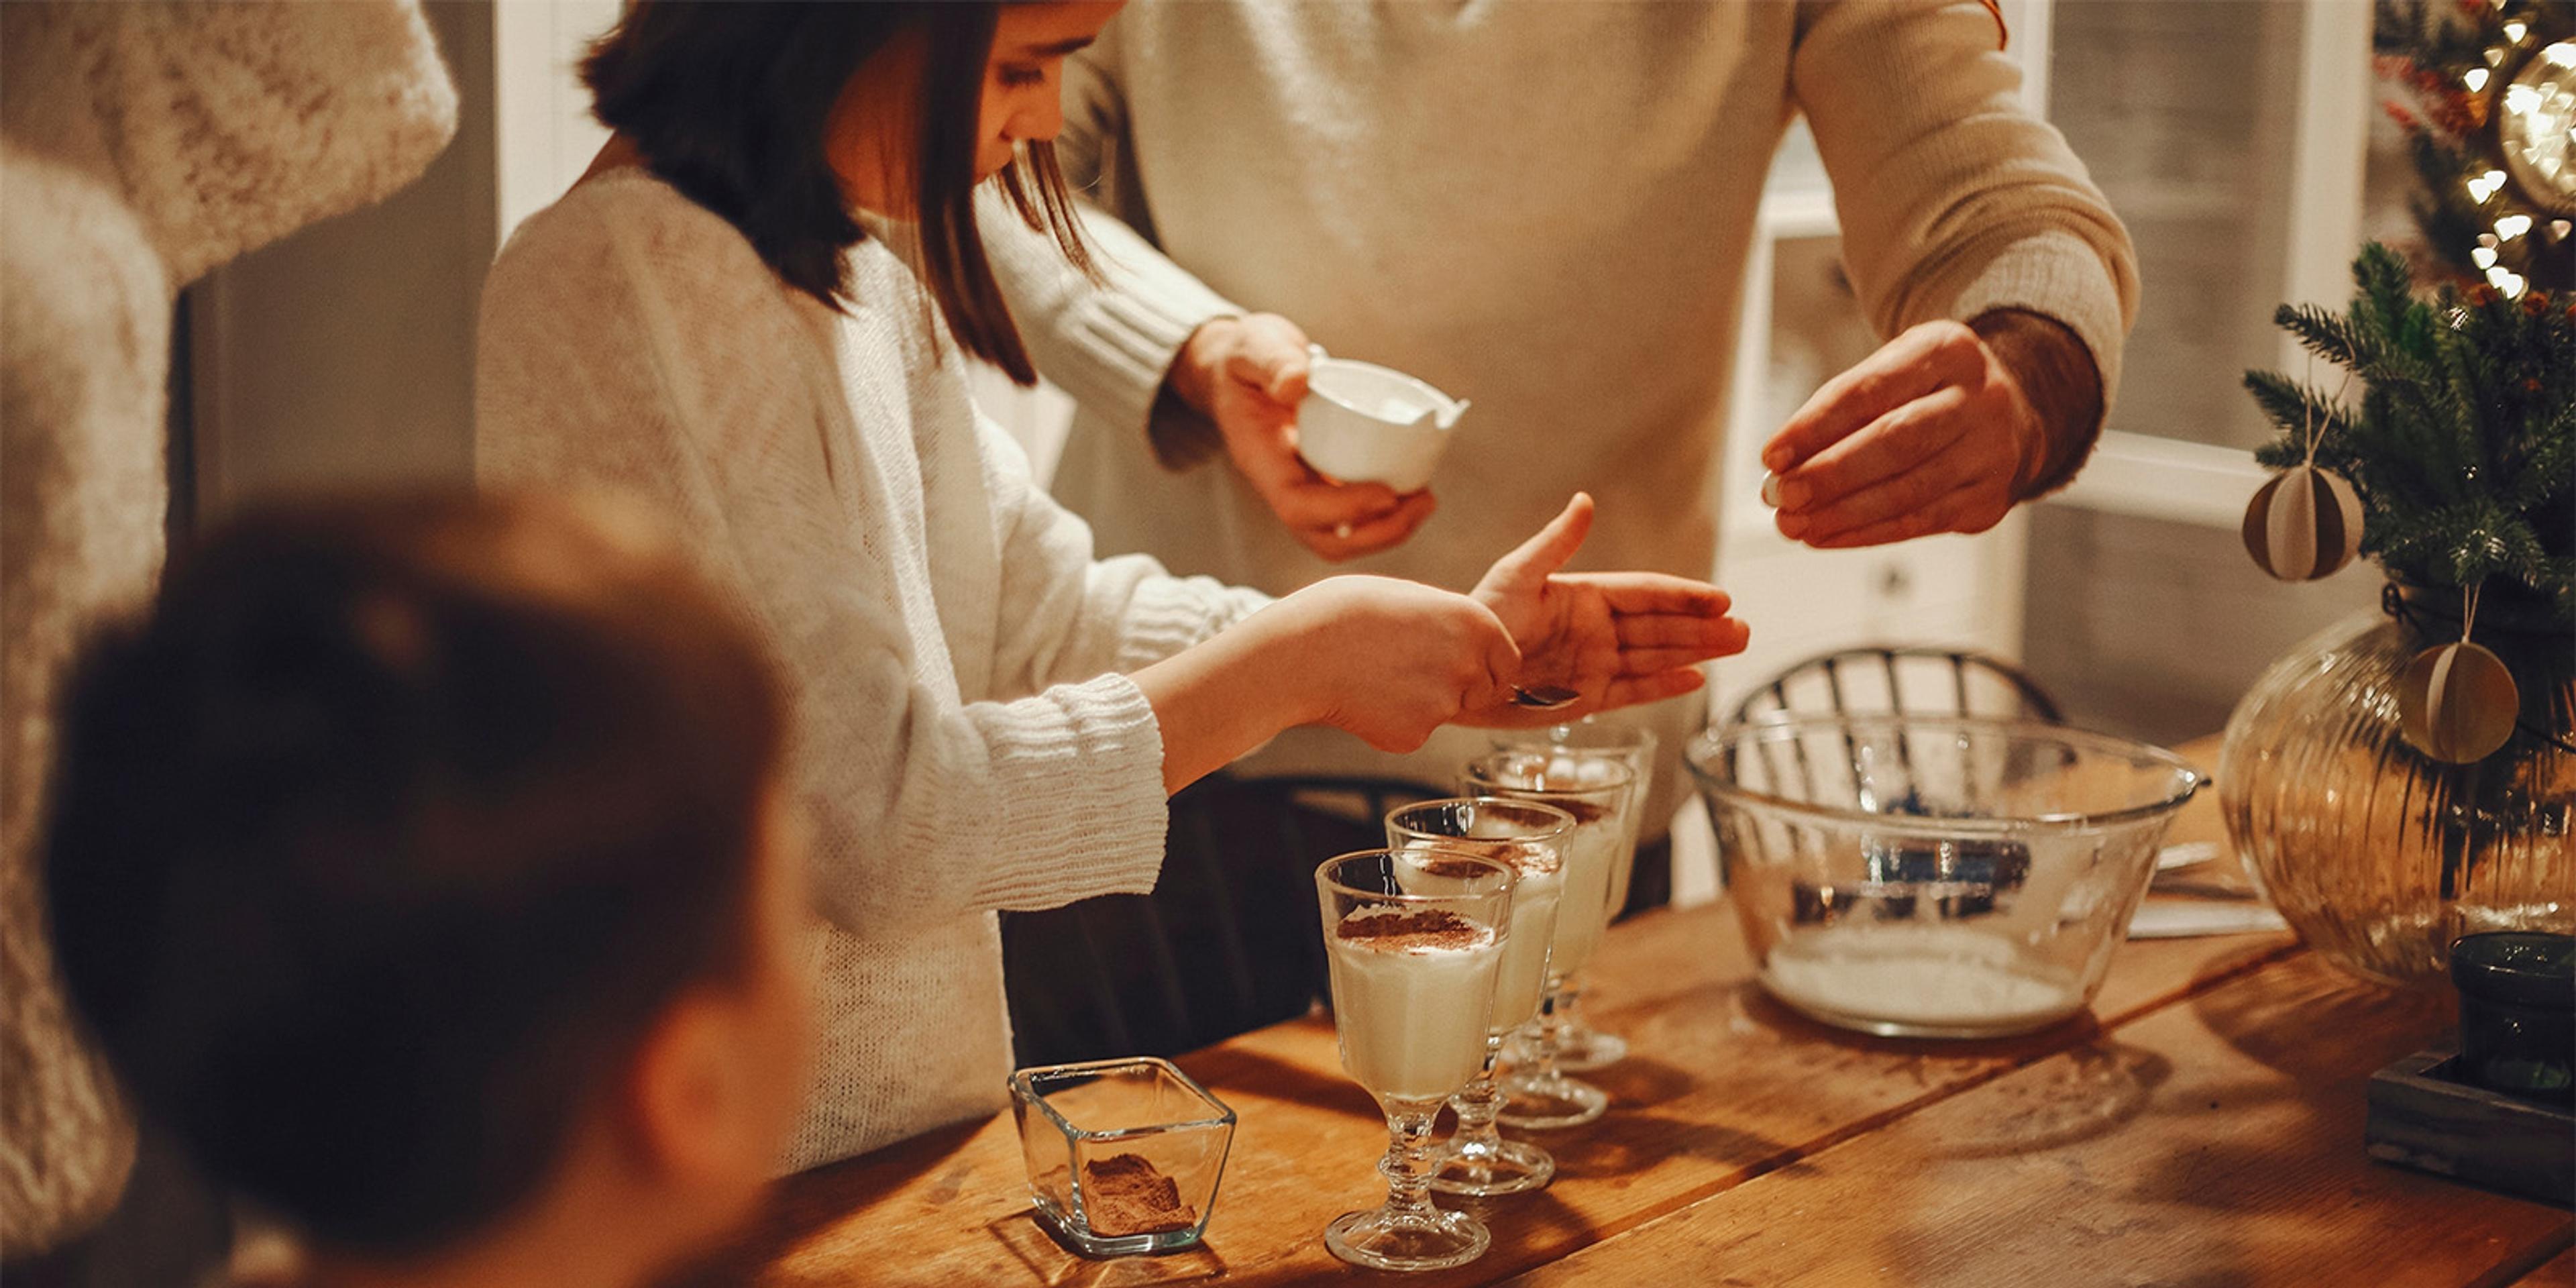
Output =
[{"x1": 1464, "y1": 494, "x2": 1750, "y2": 727}]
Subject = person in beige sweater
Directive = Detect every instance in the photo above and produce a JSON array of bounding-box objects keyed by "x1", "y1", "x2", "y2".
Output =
[
  {"x1": 983, "y1": 0, "x2": 2141, "y2": 910},
  {"x1": 0, "y1": 1, "x2": 455, "y2": 1260},
  {"x1": 476, "y1": 1, "x2": 1752, "y2": 1171}
]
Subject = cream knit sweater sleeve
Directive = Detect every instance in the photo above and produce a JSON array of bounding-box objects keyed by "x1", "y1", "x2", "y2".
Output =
[
  {"x1": 977, "y1": 417, "x2": 1273, "y2": 692},
  {"x1": 477, "y1": 182, "x2": 1235, "y2": 935},
  {"x1": 1794, "y1": 0, "x2": 2140, "y2": 402}
]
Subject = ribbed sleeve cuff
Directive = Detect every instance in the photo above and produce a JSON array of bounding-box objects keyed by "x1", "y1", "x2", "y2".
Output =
[
  {"x1": 964, "y1": 674, "x2": 1170, "y2": 910},
  {"x1": 1046, "y1": 211, "x2": 1244, "y2": 447},
  {"x1": 1943, "y1": 227, "x2": 2129, "y2": 418},
  {"x1": 1110, "y1": 568, "x2": 1275, "y2": 673}
]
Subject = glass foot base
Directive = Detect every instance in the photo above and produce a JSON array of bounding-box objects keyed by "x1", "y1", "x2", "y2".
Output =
[
  {"x1": 1324, "y1": 1206, "x2": 1489, "y2": 1272},
  {"x1": 1497, "y1": 1073, "x2": 1609, "y2": 1130},
  {"x1": 1428, "y1": 1136, "x2": 1555, "y2": 1196},
  {"x1": 1554, "y1": 1024, "x2": 1629, "y2": 1073}
]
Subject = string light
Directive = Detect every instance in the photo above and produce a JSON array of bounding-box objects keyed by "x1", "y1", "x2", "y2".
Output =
[{"x1": 2383, "y1": 3, "x2": 2573, "y2": 291}]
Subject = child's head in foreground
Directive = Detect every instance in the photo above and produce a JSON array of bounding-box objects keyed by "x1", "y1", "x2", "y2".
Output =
[{"x1": 44, "y1": 492, "x2": 812, "y2": 1284}]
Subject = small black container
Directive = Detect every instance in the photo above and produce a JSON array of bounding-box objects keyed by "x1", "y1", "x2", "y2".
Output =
[{"x1": 2448, "y1": 932, "x2": 2574, "y2": 1105}]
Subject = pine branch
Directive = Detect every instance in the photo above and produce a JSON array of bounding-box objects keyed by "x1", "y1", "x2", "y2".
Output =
[{"x1": 2244, "y1": 244, "x2": 2575, "y2": 625}]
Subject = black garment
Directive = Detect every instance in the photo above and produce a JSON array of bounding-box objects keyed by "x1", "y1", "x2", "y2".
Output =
[{"x1": 1000, "y1": 772, "x2": 1674, "y2": 1067}]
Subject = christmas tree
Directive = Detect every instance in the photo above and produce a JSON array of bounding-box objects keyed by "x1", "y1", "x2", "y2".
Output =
[
  {"x1": 2374, "y1": 0, "x2": 2575, "y2": 294},
  {"x1": 2243, "y1": 243, "x2": 2574, "y2": 628}
]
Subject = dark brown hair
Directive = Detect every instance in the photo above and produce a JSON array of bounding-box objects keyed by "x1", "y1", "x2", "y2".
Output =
[
  {"x1": 582, "y1": 1, "x2": 1091, "y2": 383},
  {"x1": 44, "y1": 492, "x2": 789, "y2": 1254}
]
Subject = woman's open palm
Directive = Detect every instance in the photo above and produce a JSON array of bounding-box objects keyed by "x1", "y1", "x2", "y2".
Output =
[{"x1": 1464, "y1": 494, "x2": 1752, "y2": 727}]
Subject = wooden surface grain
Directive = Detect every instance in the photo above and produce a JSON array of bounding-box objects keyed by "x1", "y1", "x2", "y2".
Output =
[
  {"x1": 667, "y1": 737, "x2": 2566, "y2": 1288},
  {"x1": 1504, "y1": 951, "x2": 2569, "y2": 1287},
  {"x1": 2514, "y1": 1245, "x2": 2576, "y2": 1287}
]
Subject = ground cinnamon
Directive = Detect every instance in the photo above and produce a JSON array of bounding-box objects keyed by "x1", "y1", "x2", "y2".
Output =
[
  {"x1": 1548, "y1": 798, "x2": 1609, "y2": 824},
  {"x1": 1407, "y1": 853, "x2": 1503, "y2": 878},
  {"x1": 1334, "y1": 908, "x2": 1484, "y2": 951},
  {"x1": 1079, "y1": 1152, "x2": 1197, "y2": 1236}
]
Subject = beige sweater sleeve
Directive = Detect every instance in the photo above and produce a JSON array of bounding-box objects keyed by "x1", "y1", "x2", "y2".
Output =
[{"x1": 1794, "y1": 0, "x2": 2140, "y2": 405}]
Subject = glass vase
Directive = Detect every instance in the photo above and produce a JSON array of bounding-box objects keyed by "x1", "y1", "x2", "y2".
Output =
[{"x1": 2218, "y1": 582, "x2": 2575, "y2": 986}]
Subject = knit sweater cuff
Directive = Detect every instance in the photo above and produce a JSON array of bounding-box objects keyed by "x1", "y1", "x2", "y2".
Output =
[
  {"x1": 1943, "y1": 227, "x2": 2128, "y2": 418},
  {"x1": 1111, "y1": 570, "x2": 1275, "y2": 674},
  {"x1": 965, "y1": 674, "x2": 1170, "y2": 910},
  {"x1": 1049, "y1": 215, "x2": 1244, "y2": 453}
]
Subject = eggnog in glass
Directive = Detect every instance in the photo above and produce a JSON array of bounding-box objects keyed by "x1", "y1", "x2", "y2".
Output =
[
  {"x1": 1313, "y1": 849, "x2": 1514, "y2": 1272},
  {"x1": 1385, "y1": 798, "x2": 1572, "y2": 1195},
  {"x1": 1490, "y1": 721, "x2": 1658, "y2": 1072},
  {"x1": 1461, "y1": 751, "x2": 1634, "y2": 1129}
]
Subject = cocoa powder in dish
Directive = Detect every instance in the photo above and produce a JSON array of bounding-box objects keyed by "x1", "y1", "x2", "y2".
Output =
[{"x1": 1079, "y1": 1153, "x2": 1197, "y2": 1236}]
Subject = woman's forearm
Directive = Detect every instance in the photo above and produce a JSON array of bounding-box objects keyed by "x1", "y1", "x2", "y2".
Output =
[{"x1": 1131, "y1": 608, "x2": 1319, "y2": 795}]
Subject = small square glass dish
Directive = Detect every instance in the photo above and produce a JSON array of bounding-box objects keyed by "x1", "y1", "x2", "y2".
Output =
[{"x1": 1008, "y1": 1057, "x2": 1236, "y2": 1257}]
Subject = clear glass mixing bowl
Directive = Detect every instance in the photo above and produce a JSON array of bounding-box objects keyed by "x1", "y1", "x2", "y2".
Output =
[{"x1": 1685, "y1": 715, "x2": 2206, "y2": 1038}]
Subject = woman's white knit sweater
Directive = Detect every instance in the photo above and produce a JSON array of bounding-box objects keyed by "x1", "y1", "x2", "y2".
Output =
[{"x1": 474, "y1": 172, "x2": 1271, "y2": 1169}]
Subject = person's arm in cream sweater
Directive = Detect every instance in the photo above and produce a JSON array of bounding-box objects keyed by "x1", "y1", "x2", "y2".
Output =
[
  {"x1": 977, "y1": 414, "x2": 1748, "y2": 794},
  {"x1": 978, "y1": 412, "x2": 1271, "y2": 689},
  {"x1": 1762, "y1": 0, "x2": 2140, "y2": 549},
  {"x1": 979, "y1": 42, "x2": 1431, "y2": 563}
]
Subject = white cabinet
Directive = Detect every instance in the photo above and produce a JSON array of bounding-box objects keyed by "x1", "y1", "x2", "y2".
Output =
[{"x1": 2024, "y1": 0, "x2": 2385, "y2": 743}]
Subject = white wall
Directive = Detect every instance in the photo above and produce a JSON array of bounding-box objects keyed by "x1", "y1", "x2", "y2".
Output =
[{"x1": 188, "y1": 1, "x2": 497, "y2": 516}]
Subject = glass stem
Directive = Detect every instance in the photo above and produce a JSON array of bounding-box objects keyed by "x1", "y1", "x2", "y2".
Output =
[
  {"x1": 1379, "y1": 1106, "x2": 1442, "y2": 1221},
  {"x1": 1528, "y1": 983, "x2": 1570, "y2": 1087},
  {"x1": 1448, "y1": 1034, "x2": 1507, "y2": 1157}
]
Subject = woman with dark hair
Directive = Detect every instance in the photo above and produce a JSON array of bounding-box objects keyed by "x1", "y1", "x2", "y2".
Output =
[{"x1": 474, "y1": 1, "x2": 1750, "y2": 1168}]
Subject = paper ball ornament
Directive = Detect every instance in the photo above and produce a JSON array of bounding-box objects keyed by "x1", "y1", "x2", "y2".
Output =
[
  {"x1": 2242, "y1": 466, "x2": 2363, "y2": 582},
  {"x1": 2396, "y1": 640, "x2": 2522, "y2": 763}
]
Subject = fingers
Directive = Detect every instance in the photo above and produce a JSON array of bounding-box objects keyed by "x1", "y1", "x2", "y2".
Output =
[
  {"x1": 1778, "y1": 428, "x2": 2019, "y2": 545},
  {"x1": 1479, "y1": 493, "x2": 1595, "y2": 596},
  {"x1": 1289, "y1": 490, "x2": 1438, "y2": 561},
  {"x1": 1222, "y1": 313, "x2": 1316, "y2": 403},
  {"x1": 1456, "y1": 659, "x2": 1709, "y2": 729},
  {"x1": 1613, "y1": 611, "x2": 1750, "y2": 674},
  {"x1": 1768, "y1": 385, "x2": 1974, "y2": 513},
  {"x1": 1226, "y1": 404, "x2": 1438, "y2": 560},
  {"x1": 1564, "y1": 572, "x2": 1733, "y2": 617},
  {"x1": 1776, "y1": 444, "x2": 1974, "y2": 543},
  {"x1": 1766, "y1": 320, "x2": 2044, "y2": 549},
  {"x1": 1263, "y1": 473, "x2": 1407, "y2": 529},
  {"x1": 1600, "y1": 667, "x2": 1707, "y2": 710},
  {"x1": 1761, "y1": 321, "x2": 1982, "y2": 474},
  {"x1": 1612, "y1": 610, "x2": 1741, "y2": 649},
  {"x1": 1803, "y1": 483, "x2": 2004, "y2": 549}
]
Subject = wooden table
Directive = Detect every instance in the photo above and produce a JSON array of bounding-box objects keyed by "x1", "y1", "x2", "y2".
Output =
[{"x1": 678, "y1": 740, "x2": 2574, "y2": 1287}]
